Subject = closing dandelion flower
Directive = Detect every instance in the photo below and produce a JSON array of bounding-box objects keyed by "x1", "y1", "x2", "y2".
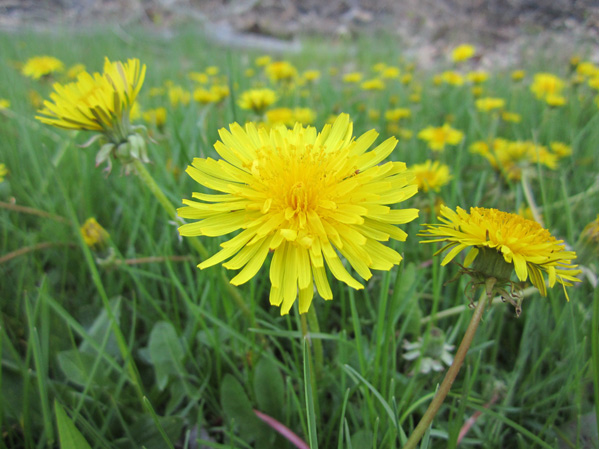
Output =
[
  {"x1": 80, "y1": 217, "x2": 110, "y2": 251},
  {"x1": 238, "y1": 88, "x2": 277, "y2": 114},
  {"x1": 36, "y1": 58, "x2": 147, "y2": 173},
  {"x1": 22, "y1": 55, "x2": 64, "y2": 80},
  {"x1": 418, "y1": 124, "x2": 464, "y2": 151},
  {"x1": 420, "y1": 205, "x2": 581, "y2": 310},
  {"x1": 451, "y1": 44, "x2": 476, "y2": 63},
  {"x1": 411, "y1": 160, "x2": 452, "y2": 193},
  {"x1": 178, "y1": 113, "x2": 419, "y2": 315},
  {"x1": 0, "y1": 163, "x2": 8, "y2": 183}
]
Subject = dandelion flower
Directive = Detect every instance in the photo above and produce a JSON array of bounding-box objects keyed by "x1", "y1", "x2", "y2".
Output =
[
  {"x1": 451, "y1": 44, "x2": 476, "y2": 63},
  {"x1": 420, "y1": 206, "x2": 581, "y2": 305},
  {"x1": 67, "y1": 63, "x2": 86, "y2": 79},
  {"x1": 530, "y1": 73, "x2": 565, "y2": 104},
  {"x1": 265, "y1": 61, "x2": 297, "y2": 83},
  {"x1": 361, "y1": 79, "x2": 385, "y2": 90},
  {"x1": 411, "y1": 160, "x2": 452, "y2": 192},
  {"x1": 178, "y1": 114, "x2": 419, "y2": 315},
  {"x1": 80, "y1": 218, "x2": 110, "y2": 251},
  {"x1": 238, "y1": 88, "x2": 277, "y2": 113},
  {"x1": 418, "y1": 124, "x2": 464, "y2": 151},
  {"x1": 0, "y1": 99, "x2": 10, "y2": 110},
  {"x1": 0, "y1": 163, "x2": 8, "y2": 183},
  {"x1": 475, "y1": 97, "x2": 505, "y2": 112},
  {"x1": 385, "y1": 108, "x2": 411, "y2": 122},
  {"x1": 36, "y1": 58, "x2": 147, "y2": 173},
  {"x1": 343, "y1": 72, "x2": 363, "y2": 83},
  {"x1": 511, "y1": 70, "x2": 526, "y2": 81},
  {"x1": 142, "y1": 107, "x2": 167, "y2": 128},
  {"x1": 22, "y1": 55, "x2": 64, "y2": 80}
]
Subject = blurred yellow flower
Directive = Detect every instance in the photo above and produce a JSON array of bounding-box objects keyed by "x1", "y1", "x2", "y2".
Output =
[
  {"x1": 177, "y1": 113, "x2": 419, "y2": 314},
  {"x1": 342, "y1": 72, "x2": 362, "y2": 83},
  {"x1": 411, "y1": 160, "x2": 452, "y2": 192},
  {"x1": 265, "y1": 61, "x2": 297, "y2": 82},
  {"x1": 439, "y1": 71, "x2": 464, "y2": 86},
  {"x1": 292, "y1": 107, "x2": 316, "y2": 125},
  {"x1": 80, "y1": 218, "x2": 110, "y2": 251},
  {"x1": 511, "y1": 70, "x2": 526, "y2": 81},
  {"x1": 266, "y1": 107, "x2": 294, "y2": 126},
  {"x1": 550, "y1": 142, "x2": 572, "y2": 158},
  {"x1": 361, "y1": 79, "x2": 385, "y2": 90},
  {"x1": 168, "y1": 85, "x2": 191, "y2": 106},
  {"x1": 0, "y1": 163, "x2": 8, "y2": 183},
  {"x1": 255, "y1": 55, "x2": 272, "y2": 67},
  {"x1": 385, "y1": 108, "x2": 411, "y2": 121},
  {"x1": 302, "y1": 70, "x2": 321, "y2": 82},
  {"x1": 238, "y1": 88, "x2": 277, "y2": 113},
  {"x1": 66, "y1": 63, "x2": 86, "y2": 79},
  {"x1": 467, "y1": 71, "x2": 489, "y2": 84},
  {"x1": 501, "y1": 111, "x2": 521, "y2": 123},
  {"x1": 22, "y1": 55, "x2": 64, "y2": 79},
  {"x1": 475, "y1": 97, "x2": 505, "y2": 112},
  {"x1": 418, "y1": 124, "x2": 464, "y2": 151},
  {"x1": 451, "y1": 44, "x2": 476, "y2": 63},
  {"x1": 206, "y1": 66, "x2": 219, "y2": 76},
  {"x1": 530, "y1": 73, "x2": 565, "y2": 103},
  {"x1": 142, "y1": 107, "x2": 167, "y2": 127},
  {"x1": 188, "y1": 72, "x2": 209, "y2": 84},
  {"x1": 381, "y1": 67, "x2": 400, "y2": 79},
  {"x1": 0, "y1": 99, "x2": 10, "y2": 110}
]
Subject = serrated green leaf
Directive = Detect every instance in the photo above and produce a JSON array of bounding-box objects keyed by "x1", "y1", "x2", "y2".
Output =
[{"x1": 54, "y1": 401, "x2": 93, "y2": 449}]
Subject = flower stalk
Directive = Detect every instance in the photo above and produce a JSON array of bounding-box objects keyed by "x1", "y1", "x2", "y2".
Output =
[{"x1": 402, "y1": 284, "x2": 491, "y2": 449}]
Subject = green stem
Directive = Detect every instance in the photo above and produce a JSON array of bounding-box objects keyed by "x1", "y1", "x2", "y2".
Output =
[
  {"x1": 402, "y1": 286, "x2": 491, "y2": 449},
  {"x1": 133, "y1": 159, "x2": 254, "y2": 322},
  {"x1": 306, "y1": 306, "x2": 323, "y2": 378},
  {"x1": 300, "y1": 311, "x2": 320, "y2": 421}
]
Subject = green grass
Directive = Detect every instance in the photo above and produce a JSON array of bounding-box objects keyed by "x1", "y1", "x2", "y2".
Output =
[{"x1": 1, "y1": 24, "x2": 598, "y2": 449}]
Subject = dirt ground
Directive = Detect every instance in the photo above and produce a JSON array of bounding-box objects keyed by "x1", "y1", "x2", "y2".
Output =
[{"x1": 2, "y1": 0, "x2": 599, "y2": 69}]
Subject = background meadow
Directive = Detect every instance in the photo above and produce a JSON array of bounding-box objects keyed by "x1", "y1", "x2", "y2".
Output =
[{"x1": 1, "y1": 25, "x2": 598, "y2": 449}]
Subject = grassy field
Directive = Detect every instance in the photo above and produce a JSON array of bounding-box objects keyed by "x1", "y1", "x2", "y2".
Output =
[{"x1": 0, "y1": 25, "x2": 598, "y2": 449}]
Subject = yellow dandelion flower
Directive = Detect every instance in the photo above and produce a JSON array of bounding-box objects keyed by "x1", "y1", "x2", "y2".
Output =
[
  {"x1": 501, "y1": 111, "x2": 521, "y2": 123},
  {"x1": 22, "y1": 55, "x2": 64, "y2": 80},
  {"x1": 0, "y1": 163, "x2": 8, "y2": 183},
  {"x1": 581, "y1": 215, "x2": 599, "y2": 244},
  {"x1": 418, "y1": 124, "x2": 464, "y2": 151},
  {"x1": 36, "y1": 58, "x2": 147, "y2": 173},
  {"x1": 451, "y1": 44, "x2": 476, "y2": 63},
  {"x1": 511, "y1": 70, "x2": 526, "y2": 81},
  {"x1": 266, "y1": 107, "x2": 294, "y2": 126},
  {"x1": 401, "y1": 73, "x2": 413, "y2": 85},
  {"x1": 381, "y1": 67, "x2": 400, "y2": 79},
  {"x1": 411, "y1": 160, "x2": 452, "y2": 192},
  {"x1": 36, "y1": 57, "x2": 145, "y2": 132},
  {"x1": 471, "y1": 86, "x2": 484, "y2": 97},
  {"x1": 368, "y1": 109, "x2": 381, "y2": 120},
  {"x1": 265, "y1": 61, "x2": 297, "y2": 83},
  {"x1": 530, "y1": 73, "x2": 565, "y2": 101},
  {"x1": 361, "y1": 79, "x2": 385, "y2": 90},
  {"x1": 475, "y1": 97, "x2": 506, "y2": 112},
  {"x1": 467, "y1": 71, "x2": 489, "y2": 84},
  {"x1": 343, "y1": 72, "x2": 363, "y2": 83},
  {"x1": 142, "y1": 107, "x2": 167, "y2": 127},
  {"x1": 238, "y1": 88, "x2": 277, "y2": 113},
  {"x1": 420, "y1": 205, "x2": 581, "y2": 301},
  {"x1": 372, "y1": 62, "x2": 387, "y2": 72},
  {"x1": 545, "y1": 94, "x2": 566, "y2": 107},
  {"x1": 188, "y1": 72, "x2": 209, "y2": 84},
  {"x1": 550, "y1": 142, "x2": 572, "y2": 158},
  {"x1": 206, "y1": 66, "x2": 219, "y2": 76},
  {"x1": 576, "y1": 61, "x2": 599, "y2": 78},
  {"x1": 66, "y1": 63, "x2": 86, "y2": 79},
  {"x1": 255, "y1": 55, "x2": 272, "y2": 67},
  {"x1": 167, "y1": 85, "x2": 191, "y2": 106},
  {"x1": 292, "y1": 107, "x2": 316, "y2": 125},
  {"x1": 385, "y1": 108, "x2": 412, "y2": 122},
  {"x1": 439, "y1": 71, "x2": 464, "y2": 86},
  {"x1": 245, "y1": 68, "x2": 255, "y2": 78},
  {"x1": 178, "y1": 114, "x2": 419, "y2": 315},
  {"x1": 80, "y1": 217, "x2": 110, "y2": 251},
  {"x1": 302, "y1": 70, "x2": 321, "y2": 82},
  {"x1": 193, "y1": 87, "x2": 219, "y2": 104},
  {"x1": 0, "y1": 99, "x2": 10, "y2": 110}
]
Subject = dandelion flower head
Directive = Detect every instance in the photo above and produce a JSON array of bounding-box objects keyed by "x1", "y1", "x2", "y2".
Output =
[
  {"x1": 238, "y1": 88, "x2": 278, "y2": 113},
  {"x1": 22, "y1": 55, "x2": 64, "y2": 80},
  {"x1": 36, "y1": 57, "x2": 145, "y2": 134},
  {"x1": 418, "y1": 124, "x2": 464, "y2": 151},
  {"x1": 420, "y1": 205, "x2": 581, "y2": 300},
  {"x1": 178, "y1": 114, "x2": 419, "y2": 315},
  {"x1": 451, "y1": 44, "x2": 476, "y2": 63},
  {"x1": 411, "y1": 160, "x2": 452, "y2": 193}
]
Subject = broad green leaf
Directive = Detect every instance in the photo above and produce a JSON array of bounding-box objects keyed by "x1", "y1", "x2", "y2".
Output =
[
  {"x1": 147, "y1": 321, "x2": 185, "y2": 391},
  {"x1": 79, "y1": 297, "x2": 122, "y2": 359},
  {"x1": 57, "y1": 349, "x2": 108, "y2": 387},
  {"x1": 54, "y1": 401, "x2": 92, "y2": 449},
  {"x1": 253, "y1": 356, "x2": 285, "y2": 421}
]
